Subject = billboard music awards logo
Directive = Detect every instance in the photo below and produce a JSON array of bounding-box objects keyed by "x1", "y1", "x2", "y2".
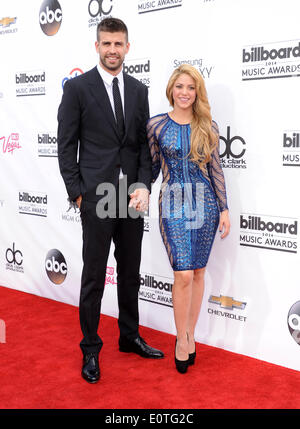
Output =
[
  {"x1": 15, "y1": 70, "x2": 46, "y2": 97},
  {"x1": 38, "y1": 133, "x2": 57, "y2": 157},
  {"x1": 287, "y1": 301, "x2": 300, "y2": 346},
  {"x1": 0, "y1": 17, "x2": 18, "y2": 35},
  {"x1": 138, "y1": 0, "x2": 183, "y2": 14},
  {"x1": 88, "y1": 0, "x2": 113, "y2": 28},
  {"x1": 5, "y1": 243, "x2": 24, "y2": 274},
  {"x1": 239, "y1": 213, "x2": 298, "y2": 253},
  {"x1": 18, "y1": 191, "x2": 48, "y2": 217},
  {"x1": 123, "y1": 59, "x2": 150, "y2": 88},
  {"x1": 139, "y1": 272, "x2": 173, "y2": 307},
  {"x1": 242, "y1": 39, "x2": 300, "y2": 81},
  {"x1": 39, "y1": 0, "x2": 62, "y2": 36},
  {"x1": 282, "y1": 130, "x2": 300, "y2": 167},
  {"x1": 1, "y1": 133, "x2": 21, "y2": 155},
  {"x1": 208, "y1": 294, "x2": 247, "y2": 322},
  {"x1": 219, "y1": 126, "x2": 247, "y2": 169},
  {"x1": 173, "y1": 58, "x2": 213, "y2": 79},
  {"x1": 45, "y1": 249, "x2": 67, "y2": 284}
]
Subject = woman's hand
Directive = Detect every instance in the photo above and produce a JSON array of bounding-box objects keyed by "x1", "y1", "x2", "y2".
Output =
[
  {"x1": 129, "y1": 188, "x2": 149, "y2": 212},
  {"x1": 219, "y1": 209, "x2": 230, "y2": 239}
]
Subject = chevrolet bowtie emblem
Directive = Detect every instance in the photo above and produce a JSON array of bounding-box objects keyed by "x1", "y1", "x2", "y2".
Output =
[
  {"x1": 0, "y1": 17, "x2": 16, "y2": 27},
  {"x1": 208, "y1": 295, "x2": 246, "y2": 310}
]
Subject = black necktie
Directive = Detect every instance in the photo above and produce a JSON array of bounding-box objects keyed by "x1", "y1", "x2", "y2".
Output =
[{"x1": 112, "y1": 77, "x2": 125, "y2": 139}]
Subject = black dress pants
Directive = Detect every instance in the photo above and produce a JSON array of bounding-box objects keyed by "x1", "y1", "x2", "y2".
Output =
[{"x1": 79, "y1": 181, "x2": 144, "y2": 355}]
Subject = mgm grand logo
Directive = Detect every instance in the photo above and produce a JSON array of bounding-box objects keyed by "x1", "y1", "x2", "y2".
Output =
[{"x1": 139, "y1": 273, "x2": 173, "y2": 307}]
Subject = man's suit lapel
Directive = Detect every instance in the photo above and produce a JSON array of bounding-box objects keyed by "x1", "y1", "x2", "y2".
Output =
[
  {"x1": 88, "y1": 67, "x2": 119, "y2": 139},
  {"x1": 87, "y1": 67, "x2": 138, "y2": 144}
]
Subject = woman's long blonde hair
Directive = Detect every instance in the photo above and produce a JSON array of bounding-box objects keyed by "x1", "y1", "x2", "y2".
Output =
[{"x1": 166, "y1": 64, "x2": 217, "y2": 170}]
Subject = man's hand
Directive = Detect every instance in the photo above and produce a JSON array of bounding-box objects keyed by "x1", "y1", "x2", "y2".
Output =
[
  {"x1": 76, "y1": 195, "x2": 82, "y2": 209},
  {"x1": 129, "y1": 188, "x2": 149, "y2": 212}
]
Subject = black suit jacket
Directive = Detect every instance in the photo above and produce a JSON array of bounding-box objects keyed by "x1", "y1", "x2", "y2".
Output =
[{"x1": 57, "y1": 66, "x2": 152, "y2": 202}]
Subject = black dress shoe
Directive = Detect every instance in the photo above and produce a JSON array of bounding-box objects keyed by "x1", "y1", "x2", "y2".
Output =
[
  {"x1": 81, "y1": 353, "x2": 100, "y2": 383},
  {"x1": 119, "y1": 336, "x2": 164, "y2": 359},
  {"x1": 175, "y1": 339, "x2": 189, "y2": 374}
]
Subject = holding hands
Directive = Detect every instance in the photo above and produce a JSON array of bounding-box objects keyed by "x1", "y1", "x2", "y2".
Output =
[{"x1": 129, "y1": 188, "x2": 149, "y2": 212}]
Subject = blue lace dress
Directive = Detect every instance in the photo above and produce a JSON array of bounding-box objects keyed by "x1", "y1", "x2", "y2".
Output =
[{"x1": 147, "y1": 113, "x2": 228, "y2": 271}]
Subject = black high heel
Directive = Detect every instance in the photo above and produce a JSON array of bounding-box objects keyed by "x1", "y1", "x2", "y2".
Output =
[
  {"x1": 188, "y1": 351, "x2": 196, "y2": 365},
  {"x1": 175, "y1": 339, "x2": 189, "y2": 374},
  {"x1": 187, "y1": 333, "x2": 196, "y2": 365}
]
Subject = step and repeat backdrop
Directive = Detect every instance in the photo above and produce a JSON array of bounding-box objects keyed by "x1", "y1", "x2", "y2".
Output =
[{"x1": 1, "y1": 0, "x2": 300, "y2": 371}]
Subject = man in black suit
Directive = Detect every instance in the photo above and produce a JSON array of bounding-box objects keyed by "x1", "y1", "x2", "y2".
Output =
[{"x1": 57, "y1": 18, "x2": 164, "y2": 383}]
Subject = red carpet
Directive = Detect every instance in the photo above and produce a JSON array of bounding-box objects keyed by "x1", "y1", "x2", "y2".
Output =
[{"x1": 0, "y1": 285, "x2": 300, "y2": 410}]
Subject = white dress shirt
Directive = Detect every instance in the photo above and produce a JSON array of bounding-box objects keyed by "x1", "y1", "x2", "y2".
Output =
[
  {"x1": 96, "y1": 63, "x2": 124, "y2": 178},
  {"x1": 96, "y1": 63, "x2": 125, "y2": 117}
]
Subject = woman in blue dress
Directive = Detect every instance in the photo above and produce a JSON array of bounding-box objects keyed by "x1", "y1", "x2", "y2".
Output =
[{"x1": 147, "y1": 64, "x2": 230, "y2": 373}]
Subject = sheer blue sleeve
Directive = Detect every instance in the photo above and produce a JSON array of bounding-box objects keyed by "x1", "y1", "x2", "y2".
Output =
[
  {"x1": 207, "y1": 121, "x2": 228, "y2": 212},
  {"x1": 147, "y1": 116, "x2": 162, "y2": 183}
]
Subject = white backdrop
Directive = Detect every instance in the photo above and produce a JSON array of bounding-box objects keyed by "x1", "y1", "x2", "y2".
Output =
[{"x1": 1, "y1": 0, "x2": 300, "y2": 371}]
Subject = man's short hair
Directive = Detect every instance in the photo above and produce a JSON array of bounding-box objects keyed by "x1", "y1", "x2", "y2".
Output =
[{"x1": 97, "y1": 18, "x2": 128, "y2": 42}]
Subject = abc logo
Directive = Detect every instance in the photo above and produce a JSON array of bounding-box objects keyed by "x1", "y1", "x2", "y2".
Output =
[
  {"x1": 45, "y1": 249, "x2": 67, "y2": 284},
  {"x1": 287, "y1": 301, "x2": 300, "y2": 345},
  {"x1": 39, "y1": 0, "x2": 62, "y2": 36}
]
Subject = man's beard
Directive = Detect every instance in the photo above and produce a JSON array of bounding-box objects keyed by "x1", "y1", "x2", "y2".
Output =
[{"x1": 100, "y1": 55, "x2": 123, "y2": 72}]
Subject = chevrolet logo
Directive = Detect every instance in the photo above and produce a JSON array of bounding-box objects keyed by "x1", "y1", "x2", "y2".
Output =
[
  {"x1": 208, "y1": 295, "x2": 246, "y2": 310},
  {"x1": 0, "y1": 17, "x2": 16, "y2": 27}
]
